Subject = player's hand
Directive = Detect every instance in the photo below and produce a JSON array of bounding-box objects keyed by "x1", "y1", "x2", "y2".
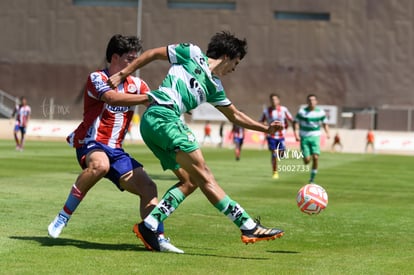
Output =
[
  {"x1": 267, "y1": 120, "x2": 284, "y2": 134},
  {"x1": 107, "y1": 72, "x2": 124, "y2": 89}
]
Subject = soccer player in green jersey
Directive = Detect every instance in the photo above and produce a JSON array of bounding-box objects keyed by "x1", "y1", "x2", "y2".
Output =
[
  {"x1": 293, "y1": 94, "x2": 330, "y2": 183},
  {"x1": 108, "y1": 31, "x2": 285, "y2": 251}
]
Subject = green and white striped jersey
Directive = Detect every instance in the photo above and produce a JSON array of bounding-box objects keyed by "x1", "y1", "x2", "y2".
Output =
[
  {"x1": 295, "y1": 107, "x2": 327, "y2": 137},
  {"x1": 147, "y1": 43, "x2": 231, "y2": 115}
]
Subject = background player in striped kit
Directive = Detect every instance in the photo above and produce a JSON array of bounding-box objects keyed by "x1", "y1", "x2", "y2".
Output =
[
  {"x1": 229, "y1": 123, "x2": 245, "y2": 161},
  {"x1": 12, "y1": 96, "x2": 31, "y2": 151},
  {"x1": 293, "y1": 94, "x2": 330, "y2": 183},
  {"x1": 259, "y1": 94, "x2": 293, "y2": 179},
  {"x1": 47, "y1": 34, "x2": 182, "y2": 253}
]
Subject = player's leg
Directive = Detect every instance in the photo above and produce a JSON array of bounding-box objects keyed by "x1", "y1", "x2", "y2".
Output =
[
  {"x1": 142, "y1": 149, "x2": 283, "y2": 244},
  {"x1": 120, "y1": 166, "x2": 184, "y2": 253},
  {"x1": 48, "y1": 149, "x2": 109, "y2": 238},
  {"x1": 309, "y1": 136, "x2": 321, "y2": 183},
  {"x1": 309, "y1": 154, "x2": 319, "y2": 183},
  {"x1": 19, "y1": 127, "x2": 26, "y2": 150},
  {"x1": 177, "y1": 149, "x2": 284, "y2": 243},
  {"x1": 234, "y1": 138, "x2": 241, "y2": 160},
  {"x1": 13, "y1": 125, "x2": 20, "y2": 149},
  {"x1": 138, "y1": 107, "x2": 283, "y2": 246},
  {"x1": 301, "y1": 138, "x2": 311, "y2": 165},
  {"x1": 267, "y1": 137, "x2": 278, "y2": 179},
  {"x1": 273, "y1": 138, "x2": 286, "y2": 179}
]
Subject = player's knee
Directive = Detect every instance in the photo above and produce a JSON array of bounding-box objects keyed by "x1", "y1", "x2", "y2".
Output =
[
  {"x1": 303, "y1": 157, "x2": 311, "y2": 164},
  {"x1": 88, "y1": 161, "x2": 110, "y2": 178}
]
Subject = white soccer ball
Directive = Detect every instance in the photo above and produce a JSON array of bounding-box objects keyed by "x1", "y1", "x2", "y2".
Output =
[{"x1": 296, "y1": 183, "x2": 328, "y2": 215}]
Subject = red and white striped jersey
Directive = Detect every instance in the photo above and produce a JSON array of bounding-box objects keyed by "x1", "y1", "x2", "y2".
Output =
[
  {"x1": 260, "y1": 105, "x2": 293, "y2": 139},
  {"x1": 67, "y1": 69, "x2": 149, "y2": 148},
  {"x1": 14, "y1": 105, "x2": 31, "y2": 127},
  {"x1": 231, "y1": 124, "x2": 245, "y2": 139}
]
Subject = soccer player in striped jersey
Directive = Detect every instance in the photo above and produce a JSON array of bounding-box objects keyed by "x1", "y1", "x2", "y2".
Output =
[
  {"x1": 293, "y1": 94, "x2": 330, "y2": 183},
  {"x1": 230, "y1": 123, "x2": 245, "y2": 161},
  {"x1": 47, "y1": 34, "x2": 183, "y2": 253},
  {"x1": 108, "y1": 31, "x2": 285, "y2": 251},
  {"x1": 259, "y1": 94, "x2": 293, "y2": 179},
  {"x1": 12, "y1": 96, "x2": 31, "y2": 151}
]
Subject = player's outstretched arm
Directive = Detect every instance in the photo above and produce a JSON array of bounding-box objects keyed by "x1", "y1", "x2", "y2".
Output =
[
  {"x1": 217, "y1": 104, "x2": 283, "y2": 135},
  {"x1": 101, "y1": 91, "x2": 149, "y2": 107},
  {"x1": 108, "y1": 47, "x2": 168, "y2": 88}
]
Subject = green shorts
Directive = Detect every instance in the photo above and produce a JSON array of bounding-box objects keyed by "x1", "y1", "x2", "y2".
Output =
[
  {"x1": 140, "y1": 105, "x2": 199, "y2": 171},
  {"x1": 300, "y1": 136, "x2": 321, "y2": 158}
]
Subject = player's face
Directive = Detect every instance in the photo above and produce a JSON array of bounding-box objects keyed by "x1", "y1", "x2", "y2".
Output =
[
  {"x1": 215, "y1": 56, "x2": 241, "y2": 76},
  {"x1": 118, "y1": 51, "x2": 138, "y2": 68},
  {"x1": 271, "y1": 96, "x2": 280, "y2": 107},
  {"x1": 307, "y1": 96, "x2": 317, "y2": 108}
]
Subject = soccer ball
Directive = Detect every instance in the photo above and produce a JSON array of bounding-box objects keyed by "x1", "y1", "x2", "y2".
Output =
[{"x1": 296, "y1": 183, "x2": 328, "y2": 215}]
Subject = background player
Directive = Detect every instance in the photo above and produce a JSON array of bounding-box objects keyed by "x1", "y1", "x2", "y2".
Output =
[
  {"x1": 365, "y1": 128, "x2": 375, "y2": 153},
  {"x1": 259, "y1": 94, "x2": 293, "y2": 179},
  {"x1": 229, "y1": 123, "x2": 245, "y2": 161},
  {"x1": 293, "y1": 94, "x2": 330, "y2": 183},
  {"x1": 12, "y1": 96, "x2": 31, "y2": 151}
]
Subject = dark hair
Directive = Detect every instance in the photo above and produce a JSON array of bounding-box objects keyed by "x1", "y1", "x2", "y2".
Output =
[
  {"x1": 206, "y1": 31, "x2": 247, "y2": 60},
  {"x1": 105, "y1": 34, "x2": 143, "y2": 63},
  {"x1": 307, "y1": 94, "x2": 317, "y2": 100}
]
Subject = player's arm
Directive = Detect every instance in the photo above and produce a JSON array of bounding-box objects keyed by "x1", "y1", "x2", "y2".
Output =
[
  {"x1": 217, "y1": 104, "x2": 283, "y2": 135},
  {"x1": 108, "y1": 47, "x2": 168, "y2": 88},
  {"x1": 322, "y1": 122, "x2": 330, "y2": 139},
  {"x1": 292, "y1": 120, "x2": 300, "y2": 141},
  {"x1": 100, "y1": 91, "x2": 149, "y2": 107}
]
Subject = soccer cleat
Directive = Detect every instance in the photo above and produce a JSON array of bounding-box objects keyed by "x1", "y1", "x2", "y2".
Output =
[
  {"x1": 132, "y1": 222, "x2": 160, "y2": 251},
  {"x1": 241, "y1": 218, "x2": 284, "y2": 244},
  {"x1": 159, "y1": 237, "x2": 184, "y2": 254},
  {"x1": 48, "y1": 214, "x2": 69, "y2": 239},
  {"x1": 272, "y1": 172, "x2": 279, "y2": 179}
]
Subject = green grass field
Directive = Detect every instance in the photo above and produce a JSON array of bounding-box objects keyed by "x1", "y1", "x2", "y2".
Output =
[{"x1": 0, "y1": 140, "x2": 413, "y2": 274}]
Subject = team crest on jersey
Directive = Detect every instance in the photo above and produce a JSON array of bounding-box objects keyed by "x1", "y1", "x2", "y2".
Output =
[
  {"x1": 127, "y1": 84, "x2": 137, "y2": 93},
  {"x1": 91, "y1": 72, "x2": 107, "y2": 91},
  {"x1": 187, "y1": 132, "x2": 196, "y2": 142}
]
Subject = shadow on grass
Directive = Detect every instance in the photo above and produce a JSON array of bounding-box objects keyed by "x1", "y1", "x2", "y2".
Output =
[
  {"x1": 9, "y1": 236, "x2": 145, "y2": 251},
  {"x1": 267, "y1": 250, "x2": 300, "y2": 254},
  {"x1": 10, "y1": 236, "x2": 300, "y2": 258}
]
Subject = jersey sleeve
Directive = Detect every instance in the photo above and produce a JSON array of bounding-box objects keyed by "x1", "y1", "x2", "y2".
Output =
[
  {"x1": 206, "y1": 77, "x2": 232, "y2": 107},
  {"x1": 88, "y1": 71, "x2": 111, "y2": 100},
  {"x1": 167, "y1": 43, "x2": 203, "y2": 65}
]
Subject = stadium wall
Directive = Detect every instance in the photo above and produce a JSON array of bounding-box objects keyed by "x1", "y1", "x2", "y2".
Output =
[{"x1": 1, "y1": 0, "x2": 414, "y2": 130}]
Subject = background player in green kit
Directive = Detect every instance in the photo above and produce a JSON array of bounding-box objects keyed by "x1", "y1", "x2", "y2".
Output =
[
  {"x1": 108, "y1": 31, "x2": 285, "y2": 251},
  {"x1": 293, "y1": 94, "x2": 330, "y2": 183}
]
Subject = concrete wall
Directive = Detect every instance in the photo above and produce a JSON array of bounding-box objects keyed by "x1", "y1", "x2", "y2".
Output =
[{"x1": 1, "y1": 0, "x2": 414, "y2": 126}]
